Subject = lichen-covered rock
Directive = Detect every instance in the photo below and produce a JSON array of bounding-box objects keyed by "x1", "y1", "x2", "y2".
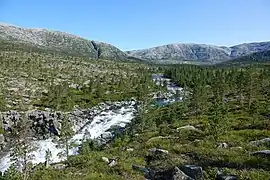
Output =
[{"x1": 173, "y1": 167, "x2": 194, "y2": 180}]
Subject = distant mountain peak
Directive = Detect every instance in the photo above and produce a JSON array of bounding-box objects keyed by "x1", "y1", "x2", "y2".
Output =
[
  {"x1": 126, "y1": 41, "x2": 270, "y2": 64},
  {"x1": 0, "y1": 22, "x2": 127, "y2": 61}
]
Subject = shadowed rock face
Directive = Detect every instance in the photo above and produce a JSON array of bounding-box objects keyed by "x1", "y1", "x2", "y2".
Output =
[
  {"x1": 0, "y1": 23, "x2": 127, "y2": 61},
  {"x1": 126, "y1": 42, "x2": 270, "y2": 63}
]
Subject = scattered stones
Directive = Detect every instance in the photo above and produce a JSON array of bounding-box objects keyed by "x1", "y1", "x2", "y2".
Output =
[
  {"x1": 217, "y1": 142, "x2": 228, "y2": 149},
  {"x1": 249, "y1": 138, "x2": 270, "y2": 147},
  {"x1": 101, "y1": 157, "x2": 119, "y2": 167}
]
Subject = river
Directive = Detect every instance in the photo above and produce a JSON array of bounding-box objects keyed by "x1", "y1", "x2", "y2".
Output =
[{"x1": 0, "y1": 74, "x2": 182, "y2": 173}]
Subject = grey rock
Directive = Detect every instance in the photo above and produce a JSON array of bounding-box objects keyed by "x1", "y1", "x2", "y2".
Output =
[
  {"x1": 251, "y1": 150, "x2": 270, "y2": 158},
  {"x1": 149, "y1": 148, "x2": 169, "y2": 155},
  {"x1": 0, "y1": 134, "x2": 4, "y2": 144},
  {"x1": 173, "y1": 167, "x2": 194, "y2": 180},
  {"x1": 230, "y1": 146, "x2": 243, "y2": 151},
  {"x1": 1, "y1": 110, "x2": 62, "y2": 138},
  {"x1": 132, "y1": 164, "x2": 150, "y2": 174},
  {"x1": 216, "y1": 168, "x2": 238, "y2": 180},
  {"x1": 249, "y1": 138, "x2": 270, "y2": 147},
  {"x1": 0, "y1": 134, "x2": 5, "y2": 150},
  {"x1": 0, "y1": 23, "x2": 127, "y2": 61},
  {"x1": 108, "y1": 158, "x2": 118, "y2": 167},
  {"x1": 217, "y1": 142, "x2": 229, "y2": 149},
  {"x1": 126, "y1": 42, "x2": 270, "y2": 64},
  {"x1": 27, "y1": 110, "x2": 62, "y2": 137},
  {"x1": 2, "y1": 110, "x2": 21, "y2": 132},
  {"x1": 101, "y1": 156, "x2": 109, "y2": 163},
  {"x1": 126, "y1": 148, "x2": 134, "y2": 152},
  {"x1": 53, "y1": 163, "x2": 67, "y2": 170},
  {"x1": 216, "y1": 175, "x2": 238, "y2": 180},
  {"x1": 181, "y1": 165, "x2": 203, "y2": 180},
  {"x1": 177, "y1": 125, "x2": 200, "y2": 132}
]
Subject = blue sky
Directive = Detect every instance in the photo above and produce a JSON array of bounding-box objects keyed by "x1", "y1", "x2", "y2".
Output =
[{"x1": 0, "y1": 0, "x2": 270, "y2": 50}]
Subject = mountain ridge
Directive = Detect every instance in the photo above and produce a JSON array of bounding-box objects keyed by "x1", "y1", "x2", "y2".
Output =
[
  {"x1": 126, "y1": 41, "x2": 270, "y2": 63},
  {"x1": 215, "y1": 50, "x2": 270, "y2": 67},
  {"x1": 1, "y1": 22, "x2": 270, "y2": 64},
  {"x1": 0, "y1": 23, "x2": 127, "y2": 61}
]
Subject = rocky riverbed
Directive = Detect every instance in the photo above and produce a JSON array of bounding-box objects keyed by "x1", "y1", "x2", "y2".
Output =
[
  {"x1": 0, "y1": 74, "x2": 183, "y2": 173},
  {"x1": 0, "y1": 101, "x2": 137, "y2": 172}
]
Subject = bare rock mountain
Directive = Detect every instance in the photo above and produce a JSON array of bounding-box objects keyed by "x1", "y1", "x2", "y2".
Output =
[
  {"x1": 126, "y1": 42, "x2": 270, "y2": 64},
  {"x1": 0, "y1": 23, "x2": 127, "y2": 60}
]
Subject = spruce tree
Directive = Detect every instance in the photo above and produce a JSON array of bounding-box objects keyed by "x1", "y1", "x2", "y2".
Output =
[{"x1": 57, "y1": 114, "x2": 74, "y2": 161}]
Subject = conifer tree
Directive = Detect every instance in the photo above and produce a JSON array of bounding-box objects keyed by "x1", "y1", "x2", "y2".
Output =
[{"x1": 57, "y1": 114, "x2": 74, "y2": 161}]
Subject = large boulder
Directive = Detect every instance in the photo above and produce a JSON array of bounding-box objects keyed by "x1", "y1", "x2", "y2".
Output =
[
  {"x1": 181, "y1": 165, "x2": 203, "y2": 180},
  {"x1": 173, "y1": 167, "x2": 194, "y2": 180},
  {"x1": 27, "y1": 110, "x2": 62, "y2": 138},
  {"x1": 249, "y1": 138, "x2": 270, "y2": 147},
  {"x1": 251, "y1": 150, "x2": 270, "y2": 158},
  {"x1": 1, "y1": 110, "x2": 62, "y2": 139},
  {"x1": 1, "y1": 110, "x2": 21, "y2": 132}
]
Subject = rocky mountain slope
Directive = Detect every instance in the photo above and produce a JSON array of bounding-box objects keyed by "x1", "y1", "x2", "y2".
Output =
[
  {"x1": 126, "y1": 41, "x2": 270, "y2": 64},
  {"x1": 2, "y1": 22, "x2": 270, "y2": 65},
  {"x1": 0, "y1": 23, "x2": 127, "y2": 60},
  {"x1": 216, "y1": 50, "x2": 270, "y2": 67}
]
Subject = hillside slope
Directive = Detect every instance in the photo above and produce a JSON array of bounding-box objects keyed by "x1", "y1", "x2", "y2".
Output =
[
  {"x1": 0, "y1": 23, "x2": 127, "y2": 60},
  {"x1": 126, "y1": 42, "x2": 270, "y2": 64},
  {"x1": 216, "y1": 50, "x2": 270, "y2": 67}
]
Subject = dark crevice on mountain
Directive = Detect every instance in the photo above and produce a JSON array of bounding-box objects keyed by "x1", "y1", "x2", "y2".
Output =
[{"x1": 91, "y1": 41, "x2": 101, "y2": 59}]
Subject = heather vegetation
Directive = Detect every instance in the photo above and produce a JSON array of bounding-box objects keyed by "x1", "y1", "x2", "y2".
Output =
[{"x1": 0, "y1": 40, "x2": 270, "y2": 180}]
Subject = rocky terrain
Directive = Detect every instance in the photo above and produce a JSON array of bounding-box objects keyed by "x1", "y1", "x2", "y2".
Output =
[
  {"x1": 0, "y1": 23, "x2": 127, "y2": 60},
  {"x1": 126, "y1": 42, "x2": 270, "y2": 64},
  {"x1": 215, "y1": 50, "x2": 270, "y2": 67},
  {"x1": 0, "y1": 100, "x2": 138, "y2": 172}
]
